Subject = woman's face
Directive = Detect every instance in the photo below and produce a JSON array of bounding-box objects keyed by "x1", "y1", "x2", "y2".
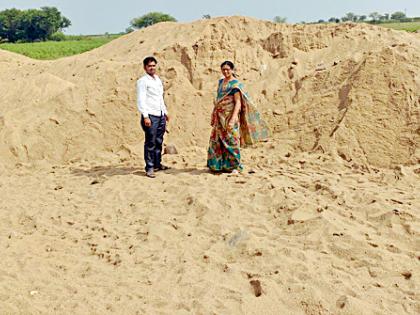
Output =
[{"x1": 221, "y1": 65, "x2": 233, "y2": 78}]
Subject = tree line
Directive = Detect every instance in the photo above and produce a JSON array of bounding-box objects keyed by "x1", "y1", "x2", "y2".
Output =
[
  {"x1": 0, "y1": 8, "x2": 417, "y2": 43},
  {"x1": 316, "y1": 11, "x2": 416, "y2": 24},
  {"x1": 0, "y1": 8, "x2": 176, "y2": 41},
  {"x1": 0, "y1": 7, "x2": 71, "y2": 42}
]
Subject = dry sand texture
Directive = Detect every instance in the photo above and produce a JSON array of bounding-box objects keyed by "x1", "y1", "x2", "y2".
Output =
[{"x1": 0, "y1": 17, "x2": 419, "y2": 314}]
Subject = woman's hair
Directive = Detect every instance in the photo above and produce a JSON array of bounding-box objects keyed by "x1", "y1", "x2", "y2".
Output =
[
  {"x1": 221, "y1": 60, "x2": 234, "y2": 69},
  {"x1": 220, "y1": 60, "x2": 238, "y2": 77}
]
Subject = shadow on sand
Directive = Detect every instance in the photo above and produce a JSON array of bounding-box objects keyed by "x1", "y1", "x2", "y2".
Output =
[{"x1": 71, "y1": 165, "x2": 210, "y2": 178}]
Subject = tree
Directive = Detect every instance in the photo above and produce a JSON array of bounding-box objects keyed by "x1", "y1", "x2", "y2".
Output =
[
  {"x1": 130, "y1": 12, "x2": 177, "y2": 29},
  {"x1": 342, "y1": 12, "x2": 357, "y2": 22},
  {"x1": 202, "y1": 14, "x2": 211, "y2": 19},
  {"x1": 369, "y1": 12, "x2": 380, "y2": 22},
  {"x1": 358, "y1": 15, "x2": 367, "y2": 22},
  {"x1": 391, "y1": 11, "x2": 406, "y2": 21},
  {"x1": 0, "y1": 7, "x2": 71, "y2": 42},
  {"x1": 318, "y1": 19, "x2": 325, "y2": 23},
  {"x1": 125, "y1": 27, "x2": 134, "y2": 33},
  {"x1": 273, "y1": 16, "x2": 287, "y2": 23},
  {"x1": 0, "y1": 9, "x2": 25, "y2": 42},
  {"x1": 328, "y1": 17, "x2": 339, "y2": 23},
  {"x1": 23, "y1": 7, "x2": 71, "y2": 41}
]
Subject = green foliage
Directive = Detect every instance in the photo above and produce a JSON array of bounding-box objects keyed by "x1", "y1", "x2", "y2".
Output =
[
  {"x1": 342, "y1": 12, "x2": 358, "y2": 22},
  {"x1": 130, "y1": 12, "x2": 177, "y2": 29},
  {"x1": 380, "y1": 21, "x2": 420, "y2": 32},
  {"x1": 0, "y1": 9, "x2": 25, "y2": 42},
  {"x1": 202, "y1": 14, "x2": 211, "y2": 20},
  {"x1": 369, "y1": 12, "x2": 381, "y2": 22},
  {"x1": 0, "y1": 34, "x2": 120, "y2": 59},
  {"x1": 380, "y1": 13, "x2": 390, "y2": 21},
  {"x1": 0, "y1": 6, "x2": 71, "y2": 42},
  {"x1": 399, "y1": 17, "x2": 414, "y2": 23},
  {"x1": 273, "y1": 16, "x2": 287, "y2": 23},
  {"x1": 49, "y1": 31, "x2": 66, "y2": 41},
  {"x1": 391, "y1": 11, "x2": 407, "y2": 21}
]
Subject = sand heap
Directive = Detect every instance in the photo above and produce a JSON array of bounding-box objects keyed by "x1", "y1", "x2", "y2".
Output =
[{"x1": 0, "y1": 17, "x2": 419, "y2": 169}]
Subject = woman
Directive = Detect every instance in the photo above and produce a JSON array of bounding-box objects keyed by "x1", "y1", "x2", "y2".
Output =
[{"x1": 207, "y1": 61, "x2": 270, "y2": 173}]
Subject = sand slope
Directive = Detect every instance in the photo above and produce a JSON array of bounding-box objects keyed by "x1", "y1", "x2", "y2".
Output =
[
  {"x1": 0, "y1": 17, "x2": 419, "y2": 169},
  {"x1": 0, "y1": 17, "x2": 419, "y2": 315}
]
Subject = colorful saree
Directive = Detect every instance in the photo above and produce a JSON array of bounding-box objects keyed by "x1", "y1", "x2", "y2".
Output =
[{"x1": 207, "y1": 78, "x2": 270, "y2": 172}]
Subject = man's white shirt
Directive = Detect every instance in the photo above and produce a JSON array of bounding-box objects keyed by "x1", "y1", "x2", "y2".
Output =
[{"x1": 137, "y1": 74, "x2": 167, "y2": 118}]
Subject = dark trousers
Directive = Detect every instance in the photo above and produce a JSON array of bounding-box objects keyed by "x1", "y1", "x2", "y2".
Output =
[{"x1": 141, "y1": 114, "x2": 166, "y2": 172}]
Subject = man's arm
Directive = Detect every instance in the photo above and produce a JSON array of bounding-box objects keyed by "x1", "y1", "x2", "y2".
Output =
[
  {"x1": 160, "y1": 79, "x2": 169, "y2": 121},
  {"x1": 137, "y1": 79, "x2": 152, "y2": 127},
  {"x1": 137, "y1": 79, "x2": 148, "y2": 118}
]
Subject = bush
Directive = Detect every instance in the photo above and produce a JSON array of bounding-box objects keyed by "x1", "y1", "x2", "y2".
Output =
[
  {"x1": 273, "y1": 16, "x2": 287, "y2": 23},
  {"x1": 399, "y1": 18, "x2": 414, "y2": 23},
  {"x1": 130, "y1": 12, "x2": 177, "y2": 29},
  {"x1": 49, "y1": 31, "x2": 66, "y2": 41}
]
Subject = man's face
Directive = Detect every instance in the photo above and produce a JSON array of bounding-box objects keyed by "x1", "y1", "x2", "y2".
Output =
[{"x1": 145, "y1": 61, "x2": 157, "y2": 76}]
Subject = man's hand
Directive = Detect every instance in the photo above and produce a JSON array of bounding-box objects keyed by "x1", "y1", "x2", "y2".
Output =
[
  {"x1": 144, "y1": 117, "x2": 152, "y2": 127},
  {"x1": 165, "y1": 114, "x2": 170, "y2": 123}
]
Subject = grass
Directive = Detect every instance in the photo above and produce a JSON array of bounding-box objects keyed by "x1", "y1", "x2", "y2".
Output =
[
  {"x1": 378, "y1": 21, "x2": 420, "y2": 32},
  {"x1": 0, "y1": 34, "x2": 121, "y2": 60}
]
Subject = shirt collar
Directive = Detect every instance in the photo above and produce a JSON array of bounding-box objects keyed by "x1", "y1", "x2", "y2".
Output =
[{"x1": 146, "y1": 73, "x2": 157, "y2": 80}]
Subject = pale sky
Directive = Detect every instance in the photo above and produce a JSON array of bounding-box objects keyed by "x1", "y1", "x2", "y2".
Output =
[{"x1": 1, "y1": 0, "x2": 419, "y2": 34}]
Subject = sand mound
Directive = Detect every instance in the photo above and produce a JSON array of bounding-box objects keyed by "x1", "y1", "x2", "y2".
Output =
[{"x1": 0, "y1": 17, "x2": 419, "y2": 169}]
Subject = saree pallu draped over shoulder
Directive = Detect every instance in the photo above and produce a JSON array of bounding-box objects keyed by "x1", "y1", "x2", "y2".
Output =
[{"x1": 207, "y1": 79, "x2": 270, "y2": 172}]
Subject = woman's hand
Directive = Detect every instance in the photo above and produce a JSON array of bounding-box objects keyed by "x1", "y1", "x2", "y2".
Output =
[
  {"x1": 228, "y1": 91, "x2": 241, "y2": 129},
  {"x1": 228, "y1": 115, "x2": 239, "y2": 129}
]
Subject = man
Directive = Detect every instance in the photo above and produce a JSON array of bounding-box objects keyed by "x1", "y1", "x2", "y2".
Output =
[{"x1": 137, "y1": 56, "x2": 170, "y2": 178}]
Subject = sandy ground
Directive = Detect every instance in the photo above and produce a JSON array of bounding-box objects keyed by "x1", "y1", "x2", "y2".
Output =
[
  {"x1": 0, "y1": 16, "x2": 419, "y2": 314},
  {"x1": 1, "y1": 141, "x2": 419, "y2": 314}
]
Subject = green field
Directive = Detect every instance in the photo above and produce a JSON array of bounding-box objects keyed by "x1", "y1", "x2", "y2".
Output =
[
  {"x1": 379, "y1": 21, "x2": 420, "y2": 32},
  {"x1": 0, "y1": 35, "x2": 121, "y2": 60}
]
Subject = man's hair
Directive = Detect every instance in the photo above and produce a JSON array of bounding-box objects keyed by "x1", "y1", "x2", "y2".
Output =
[{"x1": 143, "y1": 56, "x2": 157, "y2": 67}]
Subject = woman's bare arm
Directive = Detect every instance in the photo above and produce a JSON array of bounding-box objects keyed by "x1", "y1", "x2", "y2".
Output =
[{"x1": 229, "y1": 92, "x2": 242, "y2": 127}]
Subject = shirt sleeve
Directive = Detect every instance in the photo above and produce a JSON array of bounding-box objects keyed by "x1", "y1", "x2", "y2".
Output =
[
  {"x1": 137, "y1": 79, "x2": 148, "y2": 117},
  {"x1": 161, "y1": 96, "x2": 168, "y2": 115},
  {"x1": 160, "y1": 79, "x2": 168, "y2": 115}
]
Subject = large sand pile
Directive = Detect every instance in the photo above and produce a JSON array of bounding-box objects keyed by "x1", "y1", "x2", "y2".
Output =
[
  {"x1": 0, "y1": 17, "x2": 419, "y2": 315},
  {"x1": 0, "y1": 17, "x2": 419, "y2": 169}
]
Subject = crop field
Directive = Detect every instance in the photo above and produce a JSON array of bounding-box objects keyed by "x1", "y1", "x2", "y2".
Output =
[
  {"x1": 379, "y1": 21, "x2": 420, "y2": 32},
  {"x1": 0, "y1": 35, "x2": 121, "y2": 60}
]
